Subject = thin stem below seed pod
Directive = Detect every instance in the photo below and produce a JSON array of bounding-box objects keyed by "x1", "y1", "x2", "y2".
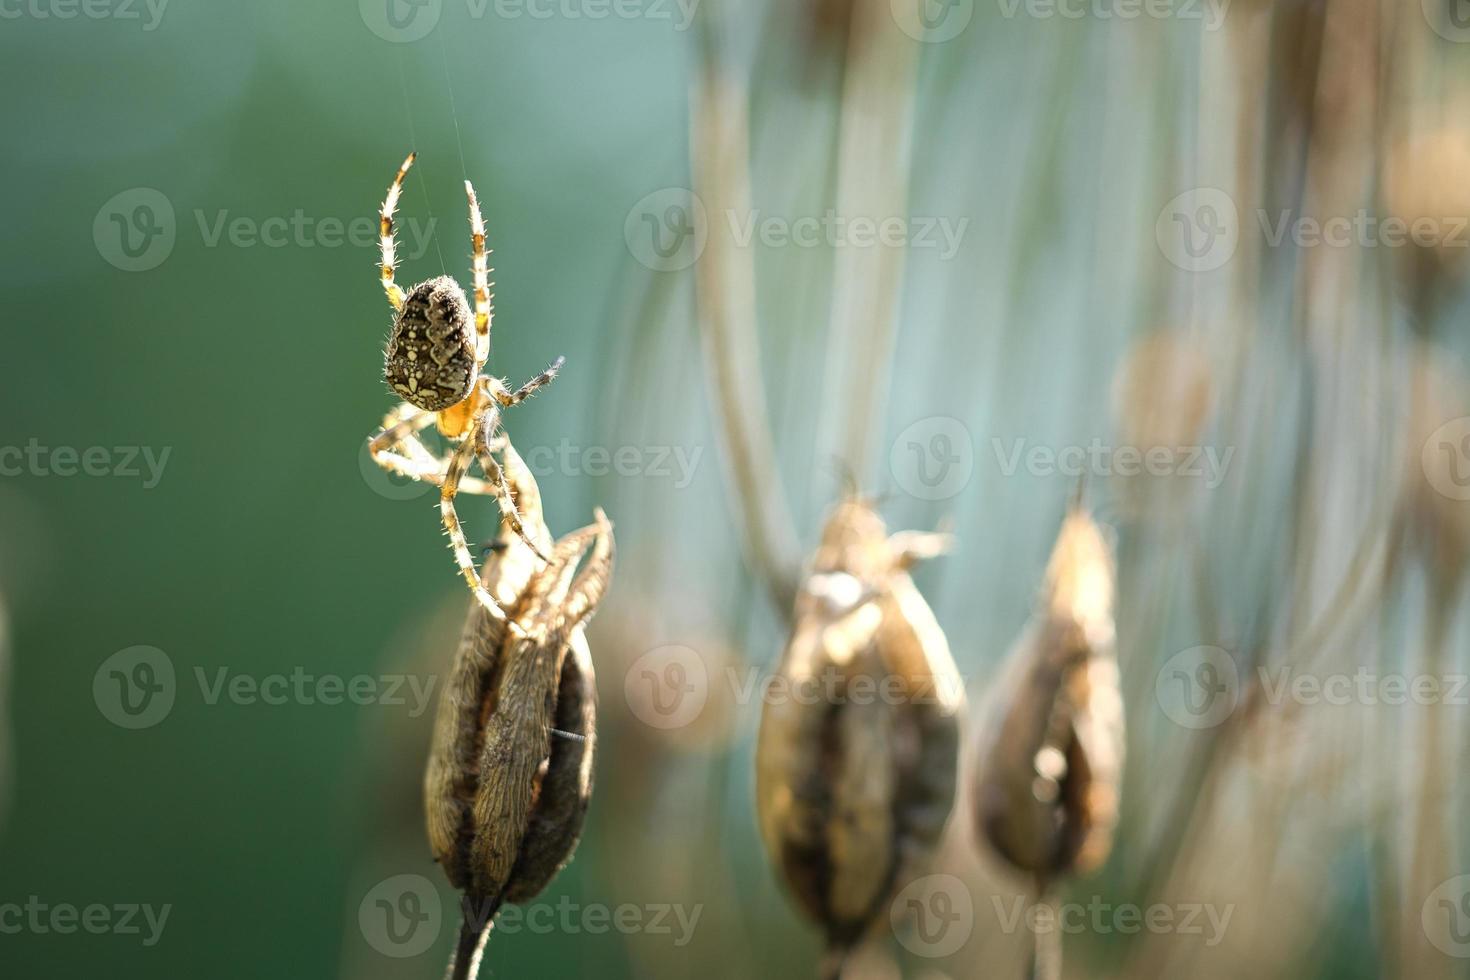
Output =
[
  {"x1": 447, "y1": 905, "x2": 495, "y2": 980},
  {"x1": 818, "y1": 944, "x2": 848, "y2": 980}
]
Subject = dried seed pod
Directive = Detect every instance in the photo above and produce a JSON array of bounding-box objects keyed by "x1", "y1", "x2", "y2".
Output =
[
  {"x1": 423, "y1": 442, "x2": 614, "y2": 980},
  {"x1": 755, "y1": 497, "x2": 964, "y2": 973},
  {"x1": 972, "y1": 506, "x2": 1123, "y2": 883}
]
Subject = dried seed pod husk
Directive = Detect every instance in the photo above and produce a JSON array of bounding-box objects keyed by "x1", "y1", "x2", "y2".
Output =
[
  {"x1": 423, "y1": 442, "x2": 614, "y2": 979},
  {"x1": 755, "y1": 498, "x2": 964, "y2": 970},
  {"x1": 972, "y1": 507, "x2": 1123, "y2": 883},
  {"x1": 1384, "y1": 124, "x2": 1470, "y2": 270}
]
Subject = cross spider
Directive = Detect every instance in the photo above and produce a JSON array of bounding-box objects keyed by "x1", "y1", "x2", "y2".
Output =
[{"x1": 367, "y1": 153, "x2": 563, "y2": 620}]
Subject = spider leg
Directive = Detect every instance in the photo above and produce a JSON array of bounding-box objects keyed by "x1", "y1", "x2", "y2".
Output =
[
  {"x1": 491, "y1": 356, "x2": 566, "y2": 408},
  {"x1": 380, "y1": 152, "x2": 415, "y2": 312},
  {"x1": 367, "y1": 401, "x2": 497, "y2": 494},
  {"x1": 474, "y1": 424, "x2": 552, "y2": 564},
  {"x1": 441, "y1": 418, "x2": 526, "y2": 632},
  {"x1": 464, "y1": 180, "x2": 493, "y2": 365}
]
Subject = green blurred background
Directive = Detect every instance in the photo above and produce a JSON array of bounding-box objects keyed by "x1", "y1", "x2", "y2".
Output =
[{"x1": 2, "y1": 0, "x2": 1470, "y2": 977}]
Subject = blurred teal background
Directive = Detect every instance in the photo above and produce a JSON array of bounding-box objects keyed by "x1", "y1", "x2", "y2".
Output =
[{"x1": 2, "y1": 0, "x2": 1470, "y2": 978}]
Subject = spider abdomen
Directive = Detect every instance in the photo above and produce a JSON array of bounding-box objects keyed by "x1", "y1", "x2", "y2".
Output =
[{"x1": 385, "y1": 275, "x2": 477, "y2": 411}]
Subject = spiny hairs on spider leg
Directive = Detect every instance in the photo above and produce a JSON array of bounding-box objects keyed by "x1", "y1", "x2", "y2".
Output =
[{"x1": 384, "y1": 275, "x2": 478, "y2": 412}]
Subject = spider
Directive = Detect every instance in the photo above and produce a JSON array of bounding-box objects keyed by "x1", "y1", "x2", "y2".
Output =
[{"x1": 367, "y1": 153, "x2": 563, "y2": 620}]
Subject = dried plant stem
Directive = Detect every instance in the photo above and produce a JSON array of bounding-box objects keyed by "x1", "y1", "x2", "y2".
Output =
[
  {"x1": 1027, "y1": 887, "x2": 1061, "y2": 980},
  {"x1": 812, "y1": 0, "x2": 918, "y2": 480},
  {"x1": 818, "y1": 943, "x2": 848, "y2": 980},
  {"x1": 447, "y1": 906, "x2": 494, "y2": 980},
  {"x1": 691, "y1": 23, "x2": 801, "y2": 615}
]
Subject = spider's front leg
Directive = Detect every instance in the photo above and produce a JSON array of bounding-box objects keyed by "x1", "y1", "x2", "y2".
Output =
[
  {"x1": 473, "y1": 405, "x2": 553, "y2": 564},
  {"x1": 491, "y1": 356, "x2": 566, "y2": 408},
  {"x1": 441, "y1": 417, "x2": 526, "y2": 632}
]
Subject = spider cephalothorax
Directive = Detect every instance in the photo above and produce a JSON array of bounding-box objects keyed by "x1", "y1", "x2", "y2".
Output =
[
  {"x1": 385, "y1": 275, "x2": 478, "y2": 412},
  {"x1": 366, "y1": 153, "x2": 564, "y2": 622}
]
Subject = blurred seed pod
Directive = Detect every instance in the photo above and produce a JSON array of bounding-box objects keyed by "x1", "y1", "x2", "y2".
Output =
[
  {"x1": 1110, "y1": 330, "x2": 1217, "y2": 521},
  {"x1": 755, "y1": 497, "x2": 964, "y2": 975},
  {"x1": 423, "y1": 443, "x2": 615, "y2": 980},
  {"x1": 971, "y1": 506, "x2": 1124, "y2": 884},
  {"x1": 1384, "y1": 125, "x2": 1470, "y2": 297}
]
